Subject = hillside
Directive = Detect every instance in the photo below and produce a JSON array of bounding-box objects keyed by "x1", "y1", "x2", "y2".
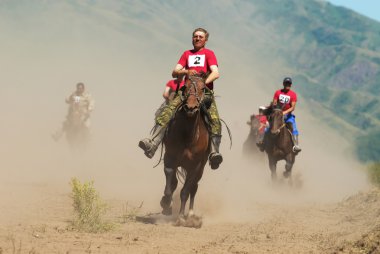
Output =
[{"x1": 0, "y1": 0, "x2": 379, "y2": 160}]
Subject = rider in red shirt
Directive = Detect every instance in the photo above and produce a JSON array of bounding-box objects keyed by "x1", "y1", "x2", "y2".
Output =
[
  {"x1": 163, "y1": 79, "x2": 185, "y2": 101},
  {"x1": 139, "y1": 28, "x2": 223, "y2": 169},
  {"x1": 272, "y1": 77, "x2": 301, "y2": 153}
]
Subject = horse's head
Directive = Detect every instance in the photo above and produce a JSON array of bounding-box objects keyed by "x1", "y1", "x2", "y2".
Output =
[
  {"x1": 268, "y1": 107, "x2": 285, "y2": 135},
  {"x1": 182, "y1": 72, "x2": 207, "y2": 117},
  {"x1": 247, "y1": 114, "x2": 261, "y2": 131}
]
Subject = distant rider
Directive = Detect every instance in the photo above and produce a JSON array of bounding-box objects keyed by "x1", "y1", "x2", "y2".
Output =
[{"x1": 52, "y1": 82, "x2": 94, "y2": 141}]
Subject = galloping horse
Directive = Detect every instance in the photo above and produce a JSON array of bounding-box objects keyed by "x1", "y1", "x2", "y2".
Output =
[
  {"x1": 243, "y1": 114, "x2": 261, "y2": 157},
  {"x1": 66, "y1": 107, "x2": 89, "y2": 150},
  {"x1": 160, "y1": 73, "x2": 210, "y2": 226},
  {"x1": 264, "y1": 106, "x2": 297, "y2": 181}
]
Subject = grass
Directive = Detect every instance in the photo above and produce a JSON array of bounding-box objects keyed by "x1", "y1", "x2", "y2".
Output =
[
  {"x1": 70, "y1": 178, "x2": 113, "y2": 233},
  {"x1": 368, "y1": 163, "x2": 380, "y2": 187}
]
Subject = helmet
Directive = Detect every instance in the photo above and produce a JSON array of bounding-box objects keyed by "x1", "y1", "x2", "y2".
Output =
[
  {"x1": 259, "y1": 106, "x2": 266, "y2": 111},
  {"x1": 283, "y1": 77, "x2": 292, "y2": 86}
]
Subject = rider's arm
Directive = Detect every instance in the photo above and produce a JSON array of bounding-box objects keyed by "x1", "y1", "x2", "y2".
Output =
[
  {"x1": 283, "y1": 101, "x2": 296, "y2": 115},
  {"x1": 163, "y1": 86, "x2": 171, "y2": 100},
  {"x1": 205, "y1": 65, "x2": 220, "y2": 85},
  {"x1": 65, "y1": 93, "x2": 74, "y2": 104},
  {"x1": 172, "y1": 64, "x2": 195, "y2": 78}
]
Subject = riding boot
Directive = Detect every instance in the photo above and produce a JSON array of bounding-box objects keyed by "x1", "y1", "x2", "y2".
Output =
[
  {"x1": 209, "y1": 135, "x2": 223, "y2": 170},
  {"x1": 292, "y1": 134, "x2": 302, "y2": 153},
  {"x1": 138, "y1": 124, "x2": 166, "y2": 159}
]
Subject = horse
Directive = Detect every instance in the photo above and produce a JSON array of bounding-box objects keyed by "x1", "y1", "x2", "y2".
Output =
[
  {"x1": 65, "y1": 108, "x2": 90, "y2": 150},
  {"x1": 242, "y1": 114, "x2": 262, "y2": 157},
  {"x1": 159, "y1": 73, "x2": 210, "y2": 227},
  {"x1": 263, "y1": 106, "x2": 297, "y2": 181}
]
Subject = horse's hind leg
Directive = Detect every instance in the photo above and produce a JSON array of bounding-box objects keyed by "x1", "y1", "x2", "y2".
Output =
[{"x1": 160, "y1": 166, "x2": 178, "y2": 215}]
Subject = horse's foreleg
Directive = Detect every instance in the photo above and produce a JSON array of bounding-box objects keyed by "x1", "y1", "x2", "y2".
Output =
[
  {"x1": 188, "y1": 183, "x2": 199, "y2": 216},
  {"x1": 268, "y1": 157, "x2": 277, "y2": 181},
  {"x1": 160, "y1": 166, "x2": 177, "y2": 215},
  {"x1": 283, "y1": 156, "x2": 295, "y2": 179}
]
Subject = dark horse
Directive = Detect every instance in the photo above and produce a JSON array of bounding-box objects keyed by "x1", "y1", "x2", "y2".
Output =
[
  {"x1": 160, "y1": 73, "x2": 210, "y2": 227},
  {"x1": 243, "y1": 114, "x2": 262, "y2": 157},
  {"x1": 264, "y1": 106, "x2": 297, "y2": 181}
]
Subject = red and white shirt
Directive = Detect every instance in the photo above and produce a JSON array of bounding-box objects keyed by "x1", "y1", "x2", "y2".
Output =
[
  {"x1": 273, "y1": 89, "x2": 297, "y2": 111},
  {"x1": 177, "y1": 48, "x2": 218, "y2": 90}
]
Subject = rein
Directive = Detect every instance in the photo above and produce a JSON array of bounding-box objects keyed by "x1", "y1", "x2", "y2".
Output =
[{"x1": 272, "y1": 123, "x2": 286, "y2": 133}]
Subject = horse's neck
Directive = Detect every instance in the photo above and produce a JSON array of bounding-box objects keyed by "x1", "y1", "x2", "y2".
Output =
[{"x1": 172, "y1": 110, "x2": 201, "y2": 139}]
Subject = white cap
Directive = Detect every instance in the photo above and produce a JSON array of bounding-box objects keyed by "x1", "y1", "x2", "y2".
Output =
[{"x1": 259, "y1": 106, "x2": 266, "y2": 110}]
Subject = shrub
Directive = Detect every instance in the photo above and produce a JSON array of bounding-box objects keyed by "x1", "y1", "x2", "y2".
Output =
[
  {"x1": 368, "y1": 163, "x2": 380, "y2": 187},
  {"x1": 70, "y1": 178, "x2": 113, "y2": 233}
]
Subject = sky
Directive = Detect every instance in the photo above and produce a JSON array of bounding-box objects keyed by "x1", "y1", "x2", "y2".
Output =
[{"x1": 328, "y1": 0, "x2": 380, "y2": 22}]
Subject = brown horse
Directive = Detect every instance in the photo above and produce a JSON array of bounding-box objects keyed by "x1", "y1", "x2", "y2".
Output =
[
  {"x1": 160, "y1": 73, "x2": 210, "y2": 226},
  {"x1": 243, "y1": 114, "x2": 261, "y2": 157},
  {"x1": 264, "y1": 106, "x2": 296, "y2": 181},
  {"x1": 65, "y1": 109, "x2": 90, "y2": 150}
]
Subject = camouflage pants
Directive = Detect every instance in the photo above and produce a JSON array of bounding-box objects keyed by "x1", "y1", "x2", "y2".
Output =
[{"x1": 156, "y1": 91, "x2": 222, "y2": 135}]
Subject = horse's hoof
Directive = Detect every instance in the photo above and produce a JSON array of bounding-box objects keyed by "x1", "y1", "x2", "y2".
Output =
[
  {"x1": 162, "y1": 207, "x2": 172, "y2": 216},
  {"x1": 174, "y1": 215, "x2": 186, "y2": 227},
  {"x1": 160, "y1": 196, "x2": 171, "y2": 209},
  {"x1": 283, "y1": 171, "x2": 291, "y2": 178},
  {"x1": 210, "y1": 154, "x2": 223, "y2": 170}
]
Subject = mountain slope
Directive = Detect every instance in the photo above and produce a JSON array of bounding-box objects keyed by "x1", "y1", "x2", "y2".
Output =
[{"x1": 1, "y1": 0, "x2": 379, "y2": 160}]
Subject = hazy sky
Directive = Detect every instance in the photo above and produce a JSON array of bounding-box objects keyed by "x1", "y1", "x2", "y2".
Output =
[{"x1": 328, "y1": 0, "x2": 380, "y2": 22}]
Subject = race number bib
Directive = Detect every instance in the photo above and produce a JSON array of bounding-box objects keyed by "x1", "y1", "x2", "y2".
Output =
[
  {"x1": 279, "y1": 94, "x2": 291, "y2": 104},
  {"x1": 74, "y1": 96, "x2": 81, "y2": 104},
  {"x1": 188, "y1": 55, "x2": 205, "y2": 67}
]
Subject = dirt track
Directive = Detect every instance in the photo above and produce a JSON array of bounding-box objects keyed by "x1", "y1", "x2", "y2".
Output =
[{"x1": 0, "y1": 178, "x2": 379, "y2": 254}]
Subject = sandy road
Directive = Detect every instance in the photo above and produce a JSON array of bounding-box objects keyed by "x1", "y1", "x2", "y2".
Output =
[{"x1": 0, "y1": 180, "x2": 379, "y2": 254}]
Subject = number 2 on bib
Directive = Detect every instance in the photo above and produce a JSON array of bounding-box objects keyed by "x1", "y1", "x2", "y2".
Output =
[{"x1": 188, "y1": 55, "x2": 205, "y2": 67}]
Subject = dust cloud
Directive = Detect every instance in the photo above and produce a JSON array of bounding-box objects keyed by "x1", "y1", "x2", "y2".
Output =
[{"x1": 0, "y1": 2, "x2": 369, "y2": 227}]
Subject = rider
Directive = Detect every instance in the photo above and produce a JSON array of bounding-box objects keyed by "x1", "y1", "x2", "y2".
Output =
[
  {"x1": 163, "y1": 78, "x2": 185, "y2": 102},
  {"x1": 52, "y1": 82, "x2": 95, "y2": 141},
  {"x1": 254, "y1": 106, "x2": 269, "y2": 145},
  {"x1": 272, "y1": 77, "x2": 301, "y2": 153},
  {"x1": 139, "y1": 27, "x2": 223, "y2": 169}
]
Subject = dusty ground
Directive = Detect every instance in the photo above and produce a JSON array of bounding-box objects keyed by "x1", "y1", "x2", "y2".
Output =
[{"x1": 0, "y1": 173, "x2": 379, "y2": 254}]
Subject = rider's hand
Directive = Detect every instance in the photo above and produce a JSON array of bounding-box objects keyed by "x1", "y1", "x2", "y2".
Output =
[{"x1": 187, "y1": 69, "x2": 197, "y2": 76}]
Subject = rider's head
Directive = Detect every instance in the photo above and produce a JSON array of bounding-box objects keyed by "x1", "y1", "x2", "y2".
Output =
[
  {"x1": 282, "y1": 77, "x2": 292, "y2": 91},
  {"x1": 192, "y1": 28, "x2": 208, "y2": 51},
  {"x1": 76, "y1": 82, "x2": 85, "y2": 95}
]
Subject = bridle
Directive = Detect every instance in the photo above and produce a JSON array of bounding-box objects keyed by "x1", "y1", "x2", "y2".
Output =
[
  {"x1": 182, "y1": 75, "x2": 205, "y2": 111},
  {"x1": 187, "y1": 76, "x2": 205, "y2": 102}
]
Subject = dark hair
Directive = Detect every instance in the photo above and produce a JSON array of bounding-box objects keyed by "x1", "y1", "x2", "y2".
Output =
[
  {"x1": 192, "y1": 28, "x2": 209, "y2": 40},
  {"x1": 76, "y1": 82, "x2": 85, "y2": 88}
]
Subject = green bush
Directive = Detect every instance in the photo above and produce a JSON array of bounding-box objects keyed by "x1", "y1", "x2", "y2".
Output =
[
  {"x1": 70, "y1": 178, "x2": 113, "y2": 233},
  {"x1": 356, "y1": 130, "x2": 380, "y2": 162},
  {"x1": 367, "y1": 163, "x2": 380, "y2": 187}
]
